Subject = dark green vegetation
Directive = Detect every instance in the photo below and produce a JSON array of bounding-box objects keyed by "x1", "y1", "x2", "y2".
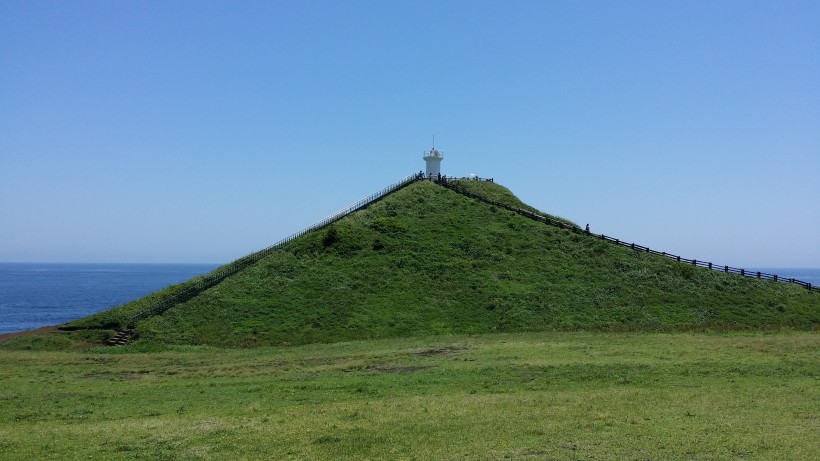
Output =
[
  {"x1": 0, "y1": 332, "x2": 817, "y2": 460},
  {"x1": 2, "y1": 180, "x2": 817, "y2": 351}
]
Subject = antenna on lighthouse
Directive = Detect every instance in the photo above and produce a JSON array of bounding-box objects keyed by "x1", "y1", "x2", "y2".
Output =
[{"x1": 423, "y1": 139, "x2": 443, "y2": 179}]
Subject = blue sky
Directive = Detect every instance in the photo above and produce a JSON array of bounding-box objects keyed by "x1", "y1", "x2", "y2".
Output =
[{"x1": 1, "y1": 0, "x2": 818, "y2": 267}]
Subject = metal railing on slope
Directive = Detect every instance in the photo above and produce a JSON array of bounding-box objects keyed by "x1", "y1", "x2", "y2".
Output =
[
  {"x1": 439, "y1": 179, "x2": 819, "y2": 293},
  {"x1": 126, "y1": 173, "x2": 422, "y2": 328}
]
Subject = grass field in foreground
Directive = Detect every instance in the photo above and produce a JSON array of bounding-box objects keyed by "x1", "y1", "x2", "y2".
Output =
[{"x1": 0, "y1": 331, "x2": 817, "y2": 460}]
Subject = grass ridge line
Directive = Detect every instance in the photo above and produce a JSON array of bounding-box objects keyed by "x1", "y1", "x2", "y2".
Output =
[
  {"x1": 123, "y1": 173, "x2": 423, "y2": 328},
  {"x1": 438, "y1": 178, "x2": 818, "y2": 293}
]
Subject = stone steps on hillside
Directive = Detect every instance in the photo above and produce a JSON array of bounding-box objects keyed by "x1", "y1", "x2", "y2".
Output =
[{"x1": 106, "y1": 329, "x2": 134, "y2": 346}]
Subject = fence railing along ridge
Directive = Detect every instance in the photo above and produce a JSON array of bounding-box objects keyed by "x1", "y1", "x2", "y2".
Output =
[
  {"x1": 126, "y1": 173, "x2": 422, "y2": 328},
  {"x1": 438, "y1": 179, "x2": 818, "y2": 293}
]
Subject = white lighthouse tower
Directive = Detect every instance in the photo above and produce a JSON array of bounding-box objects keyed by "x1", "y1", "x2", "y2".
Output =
[{"x1": 423, "y1": 146, "x2": 443, "y2": 178}]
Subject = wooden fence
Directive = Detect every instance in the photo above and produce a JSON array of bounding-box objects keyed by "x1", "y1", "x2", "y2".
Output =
[
  {"x1": 126, "y1": 173, "x2": 422, "y2": 327},
  {"x1": 126, "y1": 173, "x2": 815, "y2": 328},
  {"x1": 440, "y1": 180, "x2": 818, "y2": 293}
]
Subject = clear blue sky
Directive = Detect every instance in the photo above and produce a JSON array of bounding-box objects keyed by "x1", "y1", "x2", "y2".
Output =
[{"x1": 1, "y1": 0, "x2": 818, "y2": 267}]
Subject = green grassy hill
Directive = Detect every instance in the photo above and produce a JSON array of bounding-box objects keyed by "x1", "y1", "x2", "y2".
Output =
[{"x1": 3, "y1": 180, "x2": 817, "y2": 350}]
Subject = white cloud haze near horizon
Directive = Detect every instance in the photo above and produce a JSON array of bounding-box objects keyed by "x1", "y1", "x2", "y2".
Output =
[{"x1": 1, "y1": 1, "x2": 818, "y2": 267}]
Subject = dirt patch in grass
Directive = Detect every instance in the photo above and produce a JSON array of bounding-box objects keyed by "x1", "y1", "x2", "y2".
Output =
[
  {"x1": 417, "y1": 345, "x2": 466, "y2": 357},
  {"x1": 517, "y1": 449, "x2": 552, "y2": 457},
  {"x1": 0, "y1": 325, "x2": 59, "y2": 341},
  {"x1": 120, "y1": 373, "x2": 146, "y2": 380},
  {"x1": 366, "y1": 365, "x2": 434, "y2": 373},
  {"x1": 84, "y1": 373, "x2": 146, "y2": 381}
]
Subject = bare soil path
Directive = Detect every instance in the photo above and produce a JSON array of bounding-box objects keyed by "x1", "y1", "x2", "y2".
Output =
[{"x1": 0, "y1": 325, "x2": 59, "y2": 342}]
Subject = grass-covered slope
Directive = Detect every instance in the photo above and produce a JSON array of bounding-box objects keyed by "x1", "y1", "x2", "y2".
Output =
[
  {"x1": 3, "y1": 179, "x2": 815, "y2": 351},
  {"x1": 124, "y1": 180, "x2": 817, "y2": 347}
]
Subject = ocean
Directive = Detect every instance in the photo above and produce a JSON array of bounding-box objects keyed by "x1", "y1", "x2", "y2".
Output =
[
  {"x1": 0, "y1": 263, "x2": 219, "y2": 335},
  {"x1": 0, "y1": 263, "x2": 817, "y2": 336}
]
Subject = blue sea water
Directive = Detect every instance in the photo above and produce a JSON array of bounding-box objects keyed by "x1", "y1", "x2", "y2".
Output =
[
  {"x1": 0, "y1": 263, "x2": 219, "y2": 335},
  {"x1": 0, "y1": 263, "x2": 817, "y2": 336}
]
